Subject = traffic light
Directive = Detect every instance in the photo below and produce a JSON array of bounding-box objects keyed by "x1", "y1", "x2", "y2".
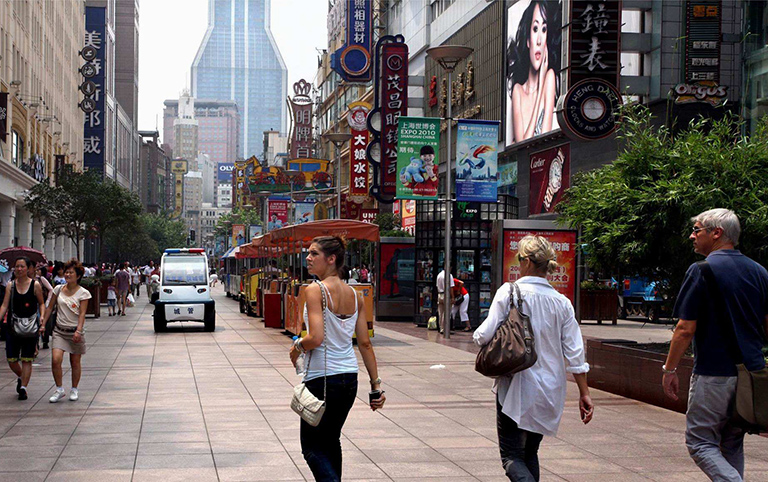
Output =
[{"x1": 190, "y1": 229, "x2": 196, "y2": 242}]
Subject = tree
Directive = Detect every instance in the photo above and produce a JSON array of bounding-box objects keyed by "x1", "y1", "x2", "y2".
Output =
[
  {"x1": 141, "y1": 213, "x2": 187, "y2": 254},
  {"x1": 88, "y1": 179, "x2": 144, "y2": 262},
  {"x1": 214, "y1": 207, "x2": 261, "y2": 238},
  {"x1": 557, "y1": 104, "x2": 768, "y2": 296}
]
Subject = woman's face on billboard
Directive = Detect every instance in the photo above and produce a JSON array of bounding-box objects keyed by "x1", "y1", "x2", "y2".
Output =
[{"x1": 527, "y1": 3, "x2": 548, "y2": 72}]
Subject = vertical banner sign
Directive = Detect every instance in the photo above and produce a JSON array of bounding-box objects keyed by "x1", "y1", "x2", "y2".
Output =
[
  {"x1": 455, "y1": 120, "x2": 500, "y2": 203},
  {"x1": 332, "y1": 0, "x2": 373, "y2": 83},
  {"x1": 381, "y1": 42, "x2": 409, "y2": 197},
  {"x1": 685, "y1": 0, "x2": 721, "y2": 83},
  {"x1": 233, "y1": 161, "x2": 247, "y2": 208},
  {"x1": 503, "y1": 229, "x2": 577, "y2": 303},
  {"x1": 569, "y1": 0, "x2": 621, "y2": 87},
  {"x1": 267, "y1": 200, "x2": 288, "y2": 230},
  {"x1": 83, "y1": 7, "x2": 107, "y2": 172},
  {"x1": 401, "y1": 200, "x2": 416, "y2": 234},
  {"x1": 528, "y1": 144, "x2": 570, "y2": 215},
  {"x1": 0, "y1": 92, "x2": 7, "y2": 142},
  {"x1": 171, "y1": 159, "x2": 188, "y2": 219},
  {"x1": 347, "y1": 102, "x2": 371, "y2": 203},
  {"x1": 249, "y1": 225, "x2": 262, "y2": 240},
  {"x1": 395, "y1": 117, "x2": 440, "y2": 200},
  {"x1": 232, "y1": 224, "x2": 246, "y2": 247},
  {"x1": 289, "y1": 79, "x2": 313, "y2": 159}
]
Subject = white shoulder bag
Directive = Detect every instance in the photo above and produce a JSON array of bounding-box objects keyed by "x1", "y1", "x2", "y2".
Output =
[{"x1": 290, "y1": 280, "x2": 327, "y2": 426}]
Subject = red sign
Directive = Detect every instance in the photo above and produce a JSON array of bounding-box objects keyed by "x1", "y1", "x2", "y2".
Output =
[
  {"x1": 289, "y1": 79, "x2": 313, "y2": 159},
  {"x1": 401, "y1": 200, "x2": 416, "y2": 234},
  {"x1": 348, "y1": 102, "x2": 371, "y2": 203},
  {"x1": 339, "y1": 193, "x2": 362, "y2": 220},
  {"x1": 502, "y1": 229, "x2": 577, "y2": 304},
  {"x1": 529, "y1": 144, "x2": 570, "y2": 216},
  {"x1": 361, "y1": 209, "x2": 377, "y2": 224},
  {"x1": 267, "y1": 200, "x2": 288, "y2": 230},
  {"x1": 380, "y1": 42, "x2": 409, "y2": 197}
]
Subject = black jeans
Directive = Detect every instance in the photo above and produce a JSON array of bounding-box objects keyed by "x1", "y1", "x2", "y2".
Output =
[
  {"x1": 497, "y1": 401, "x2": 544, "y2": 481},
  {"x1": 300, "y1": 373, "x2": 358, "y2": 482}
]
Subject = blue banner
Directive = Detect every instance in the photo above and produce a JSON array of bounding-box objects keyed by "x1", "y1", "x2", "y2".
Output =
[
  {"x1": 83, "y1": 7, "x2": 106, "y2": 173},
  {"x1": 331, "y1": 0, "x2": 372, "y2": 82},
  {"x1": 455, "y1": 120, "x2": 500, "y2": 203},
  {"x1": 217, "y1": 162, "x2": 234, "y2": 182}
]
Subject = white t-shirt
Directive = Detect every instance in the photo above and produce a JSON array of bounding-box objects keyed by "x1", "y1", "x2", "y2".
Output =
[
  {"x1": 143, "y1": 266, "x2": 154, "y2": 281},
  {"x1": 131, "y1": 269, "x2": 140, "y2": 284},
  {"x1": 53, "y1": 285, "x2": 92, "y2": 329},
  {"x1": 436, "y1": 270, "x2": 454, "y2": 294}
]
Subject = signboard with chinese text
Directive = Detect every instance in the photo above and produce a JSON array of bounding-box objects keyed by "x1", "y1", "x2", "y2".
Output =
[
  {"x1": 529, "y1": 144, "x2": 570, "y2": 215},
  {"x1": 395, "y1": 117, "x2": 439, "y2": 200},
  {"x1": 502, "y1": 229, "x2": 577, "y2": 303},
  {"x1": 331, "y1": 0, "x2": 373, "y2": 83},
  {"x1": 456, "y1": 120, "x2": 500, "y2": 203},
  {"x1": 685, "y1": 0, "x2": 721, "y2": 83},
  {"x1": 569, "y1": 0, "x2": 621, "y2": 87},
  {"x1": 232, "y1": 224, "x2": 246, "y2": 247},
  {"x1": 0, "y1": 92, "x2": 7, "y2": 143},
  {"x1": 83, "y1": 7, "x2": 107, "y2": 172},
  {"x1": 380, "y1": 41, "x2": 409, "y2": 197},
  {"x1": 348, "y1": 102, "x2": 371, "y2": 204},
  {"x1": 267, "y1": 200, "x2": 288, "y2": 231},
  {"x1": 289, "y1": 80, "x2": 313, "y2": 159}
]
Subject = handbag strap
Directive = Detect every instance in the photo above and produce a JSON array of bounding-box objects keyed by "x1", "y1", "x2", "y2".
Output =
[
  {"x1": 696, "y1": 260, "x2": 744, "y2": 365},
  {"x1": 306, "y1": 280, "x2": 328, "y2": 402},
  {"x1": 511, "y1": 282, "x2": 524, "y2": 313}
]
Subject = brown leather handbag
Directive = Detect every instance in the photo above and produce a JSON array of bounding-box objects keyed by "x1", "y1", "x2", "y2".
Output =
[{"x1": 475, "y1": 283, "x2": 537, "y2": 378}]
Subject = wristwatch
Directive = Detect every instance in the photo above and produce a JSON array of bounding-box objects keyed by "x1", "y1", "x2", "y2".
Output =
[
  {"x1": 370, "y1": 377, "x2": 381, "y2": 386},
  {"x1": 543, "y1": 150, "x2": 564, "y2": 211},
  {"x1": 661, "y1": 364, "x2": 676, "y2": 374}
]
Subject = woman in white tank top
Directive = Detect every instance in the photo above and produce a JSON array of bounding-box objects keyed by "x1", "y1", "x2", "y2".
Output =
[{"x1": 289, "y1": 236, "x2": 385, "y2": 481}]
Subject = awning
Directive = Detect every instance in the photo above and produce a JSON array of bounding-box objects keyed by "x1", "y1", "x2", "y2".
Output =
[{"x1": 236, "y1": 220, "x2": 379, "y2": 258}]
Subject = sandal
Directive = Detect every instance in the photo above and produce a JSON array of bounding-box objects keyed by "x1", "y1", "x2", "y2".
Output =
[{"x1": 462, "y1": 327, "x2": 472, "y2": 332}]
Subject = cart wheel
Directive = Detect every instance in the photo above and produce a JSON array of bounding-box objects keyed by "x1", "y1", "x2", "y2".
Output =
[
  {"x1": 153, "y1": 313, "x2": 167, "y2": 333},
  {"x1": 204, "y1": 311, "x2": 216, "y2": 332},
  {"x1": 239, "y1": 299, "x2": 246, "y2": 313},
  {"x1": 617, "y1": 304, "x2": 627, "y2": 320},
  {"x1": 647, "y1": 306, "x2": 657, "y2": 322},
  {"x1": 246, "y1": 302, "x2": 254, "y2": 317}
]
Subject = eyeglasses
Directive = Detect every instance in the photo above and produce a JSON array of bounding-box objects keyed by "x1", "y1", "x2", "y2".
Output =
[
  {"x1": 518, "y1": 254, "x2": 528, "y2": 262},
  {"x1": 691, "y1": 226, "x2": 709, "y2": 234}
]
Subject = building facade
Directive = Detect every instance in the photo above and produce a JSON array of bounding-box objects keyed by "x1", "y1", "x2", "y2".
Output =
[
  {"x1": 0, "y1": 0, "x2": 86, "y2": 260},
  {"x1": 191, "y1": 0, "x2": 288, "y2": 158},
  {"x1": 138, "y1": 130, "x2": 169, "y2": 214}
]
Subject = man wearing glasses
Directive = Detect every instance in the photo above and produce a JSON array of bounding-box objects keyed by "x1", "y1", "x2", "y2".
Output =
[{"x1": 662, "y1": 209, "x2": 768, "y2": 481}]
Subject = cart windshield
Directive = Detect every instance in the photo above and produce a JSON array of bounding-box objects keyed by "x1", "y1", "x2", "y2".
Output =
[{"x1": 162, "y1": 256, "x2": 208, "y2": 286}]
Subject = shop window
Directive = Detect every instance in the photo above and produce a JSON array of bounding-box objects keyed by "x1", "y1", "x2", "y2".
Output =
[{"x1": 11, "y1": 130, "x2": 23, "y2": 167}]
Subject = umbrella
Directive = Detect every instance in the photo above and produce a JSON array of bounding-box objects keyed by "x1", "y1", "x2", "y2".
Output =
[{"x1": 0, "y1": 246, "x2": 47, "y2": 267}]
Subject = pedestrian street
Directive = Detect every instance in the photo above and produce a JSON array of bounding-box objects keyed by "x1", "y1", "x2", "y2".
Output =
[{"x1": 0, "y1": 287, "x2": 767, "y2": 481}]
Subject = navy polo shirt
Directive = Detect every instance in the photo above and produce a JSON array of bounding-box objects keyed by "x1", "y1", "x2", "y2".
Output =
[{"x1": 673, "y1": 250, "x2": 768, "y2": 376}]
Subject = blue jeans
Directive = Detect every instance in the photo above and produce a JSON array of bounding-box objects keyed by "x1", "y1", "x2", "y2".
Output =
[
  {"x1": 300, "y1": 373, "x2": 358, "y2": 482},
  {"x1": 686, "y1": 374, "x2": 745, "y2": 481},
  {"x1": 497, "y1": 400, "x2": 543, "y2": 481}
]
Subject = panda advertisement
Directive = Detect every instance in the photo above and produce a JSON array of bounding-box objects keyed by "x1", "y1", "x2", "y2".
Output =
[{"x1": 395, "y1": 116, "x2": 440, "y2": 200}]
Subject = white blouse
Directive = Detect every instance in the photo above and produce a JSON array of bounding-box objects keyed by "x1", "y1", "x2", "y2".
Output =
[{"x1": 474, "y1": 276, "x2": 589, "y2": 437}]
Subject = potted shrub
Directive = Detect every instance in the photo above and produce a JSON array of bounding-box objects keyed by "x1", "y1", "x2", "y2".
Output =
[
  {"x1": 578, "y1": 280, "x2": 618, "y2": 324},
  {"x1": 80, "y1": 277, "x2": 102, "y2": 318}
]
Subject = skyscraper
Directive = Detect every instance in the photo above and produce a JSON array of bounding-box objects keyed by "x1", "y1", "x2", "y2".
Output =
[{"x1": 191, "y1": 0, "x2": 288, "y2": 159}]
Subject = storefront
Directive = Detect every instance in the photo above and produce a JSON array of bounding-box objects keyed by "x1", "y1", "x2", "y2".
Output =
[{"x1": 414, "y1": 195, "x2": 518, "y2": 328}]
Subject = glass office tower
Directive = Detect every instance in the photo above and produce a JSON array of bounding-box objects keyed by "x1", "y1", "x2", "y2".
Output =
[{"x1": 191, "y1": 0, "x2": 288, "y2": 159}]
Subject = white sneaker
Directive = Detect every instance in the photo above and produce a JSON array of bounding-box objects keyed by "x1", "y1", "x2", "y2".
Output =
[
  {"x1": 69, "y1": 388, "x2": 79, "y2": 401},
  {"x1": 49, "y1": 389, "x2": 66, "y2": 403}
]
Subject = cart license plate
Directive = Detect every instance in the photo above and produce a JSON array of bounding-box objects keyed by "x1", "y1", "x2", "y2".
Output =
[{"x1": 166, "y1": 304, "x2": 204, "y2": 321}]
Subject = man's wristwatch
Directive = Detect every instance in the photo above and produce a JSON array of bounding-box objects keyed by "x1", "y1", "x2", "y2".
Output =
[
  {"x1": 661, "y1": 364, "x2": 676, "y2": 374},
  {"x1": 370, "y1": 377, "x2": 381, "y2": 386}
]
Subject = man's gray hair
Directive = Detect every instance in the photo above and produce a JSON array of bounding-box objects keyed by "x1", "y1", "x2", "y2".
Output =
[{"x1": 691, "y1": 208, "x2": 741, "y2": 246}]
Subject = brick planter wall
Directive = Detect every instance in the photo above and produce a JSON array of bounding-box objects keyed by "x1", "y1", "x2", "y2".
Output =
[{"x1": 586, "y1": 339, "x2": 693, "y2": 414}]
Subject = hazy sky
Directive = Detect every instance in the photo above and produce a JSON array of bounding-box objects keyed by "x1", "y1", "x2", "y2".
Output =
[{"x1": 137, "y1": 0, "x2": 328, "y2": 138}]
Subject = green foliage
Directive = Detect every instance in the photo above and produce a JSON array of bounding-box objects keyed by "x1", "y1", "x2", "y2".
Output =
[
  {"x1": 557, "y1": 104, "x2": 768, "y2": 296},
  {"x1": 580, "y1": 280, "x2": 616, "y2": 291},
  {"x1": 214, "y1": 207, "x2": 261, "y2": 238}
]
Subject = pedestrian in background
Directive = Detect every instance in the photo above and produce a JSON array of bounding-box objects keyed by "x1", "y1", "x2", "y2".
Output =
[
  {"x1": 52, "y1": 263, "x2": 66, "y2": 286},
  {"x1": 106, "y1": 280, "x2": 117, "y2": 316},
  {"x1": 143, "y1": 261, "x2": 155, "y2": 297},
  {"x1": 435, "y1": 269, "x2": 454, "y2": 334},
  {"x1": 42, "y1": 258, "x2": 91, "y2": 403},
  {"x1": 114, "y1": 262, "x2": 130, "y2": 316},
  {"x1": 474, "y1": 235, "x2": 593, "y2": 481},
  {"x1": 662, "y1": 209, "x2": 768, "y2": 481},
  {"x1": 451, "y1": 277, "x2": 471, "y2": 332},
  {"x1": 0, "y1": 257, "x2": 46, "y2": 401},
  {"x1": 289, "y1": 236, "x2": 385, "y2": 481},
  {"x1": 32, "y1": 264, "x2": 54, "y2": 349},
  {"x1": 130, "y1": 266, "x2": 140, "y2": 298}
]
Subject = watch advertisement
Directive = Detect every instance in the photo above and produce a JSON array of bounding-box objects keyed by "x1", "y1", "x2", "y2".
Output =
[
  {"x1": 502, "y1": 229, "x2": 577, "y2": 303},
  {"x1": 528, "y1": 144, "x2": 570, "y2": 215},
  {"x1": 456, "y1": 119, "x2": 500, "y2": 203}
]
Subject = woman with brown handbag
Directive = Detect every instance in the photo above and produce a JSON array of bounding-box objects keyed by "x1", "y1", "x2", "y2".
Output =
[{"x1": 474, "y1": 235, "x2": 593, "y2": 481}]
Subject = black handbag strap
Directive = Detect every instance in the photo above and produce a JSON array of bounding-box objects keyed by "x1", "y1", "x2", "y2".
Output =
[{"x1": 696, "y1": 260, "x2": 744, "y2": 365}]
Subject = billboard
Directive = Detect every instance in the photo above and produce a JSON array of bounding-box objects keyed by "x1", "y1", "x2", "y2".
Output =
[
  {"x1": 267, "y1": 200, "x2": 288, "y2": 231},
  {"x1": 395, "y1": 117, "x2": 440, "y2": 200},
  {"x1": 528, "y1": 144, "x2": 570, "y2": 215},
  {"x1": 502, "y1": 229, "x2": 577, "y2": 303},
  {"x1": 217, "y1": 163, "x2": 234, "y2": 182},
  {"x1": 83, "y1": 7, "x2": 107, "y2": 172},
  {"x1": 456, "y1": 120, "x2": 500, "y2": 203},
  {"x1": 505, "y1": 0, "x2": 562, "y2": 148},
  {"x1": 249, "y1": 224, "x2": 262, "y2": 240},
  {"x1": 294, "y1": 203, "x2": 315, "y2": 225},
  {"x1": 232, "y1": 224, "x2": 246, "y2": 247}
]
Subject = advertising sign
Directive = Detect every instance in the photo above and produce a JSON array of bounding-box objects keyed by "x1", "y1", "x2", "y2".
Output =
[
  {"x1": 379, "y1": 243, "x2": 415, "y2": 299},
  {"x1": 498, "y1": 162, "x2": 518, "y2": 197},
  {"x1": 395, "y1": 117, "x2": 440, "y2": 200},
  {"x1": 249, "y1": 224, "x2": 262, "y2": 240},
  {"x1": 503, "y1": 229, "x2": 577, "y2": 303},
  {"x1": 529, "y1": 144, "x2": 570, "y2": 215},
  {"x1": 348, "y1": 102, "x2": 371, "y2": 204},
  {"x1": 232, "y1": 224, "x2": 246, "y2": 247},
  {"x1": 267, "y1": 200, "x2": 288, "y2": 231},
  {"x1": 685, "y1": 0, "x2": 721, "y2": 83},
  {"x1": 217, "y1": 163, "x2": 234, "y2": 182},
  {"x1": 83, "y1": 7, "x2": 107, "y2": 172},
  {"x1": 331, "y1": 0, "x2": 373, "y2": 83},
  {"x1": 380, "y1": 41, "x2": 409, "y2": 197},
  {"x1": 401, "y1": 200, "x2": 415, "y2": 234},
  {"x1": 505, "y1": 0, "x2": 562, "y2": 147},
  {"x1": 289, "y1": 79, "x2": 313, "y2": 159},
  {"x1": 456, "y1": 120, "x2": 500, "y2": 203},
  {"x1": 0, "y1": 92, "x2": 7, "y2": 143},
  {"x1": 569, "y1": 0, "x2": 622, "y2": 87},
  {"x1": 294, "y1": 203, "x2": 315, "y2": 225},
  {"x1": 362, "y1": 209, "x2": 378, "y2": 224}
]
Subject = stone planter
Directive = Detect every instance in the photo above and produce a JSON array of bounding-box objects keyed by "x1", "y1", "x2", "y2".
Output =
[
  {"x1": 579, "y1": 289, "x2": 618, "y2": 324},
  {"x1": 586, "y1": 339, "x2": 693, "y2": 414},
  {"x1": 84, "y1": 284, "x2": 101, "y2": 318}
]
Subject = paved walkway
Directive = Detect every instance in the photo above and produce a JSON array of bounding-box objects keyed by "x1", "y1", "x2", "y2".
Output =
[{"x1": 0, "y1": 286, "x2": 766, "y2": 481}]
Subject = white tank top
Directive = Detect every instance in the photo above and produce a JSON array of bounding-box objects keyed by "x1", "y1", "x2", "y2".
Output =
[{"x1": 303, "y1": 282, "x2": 359, "y2": 381}]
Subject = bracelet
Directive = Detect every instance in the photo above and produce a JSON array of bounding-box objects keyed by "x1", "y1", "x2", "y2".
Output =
[
  {"x1": 370, "y1": 377, "x2": 381, "y2": 386},
  {"x1": 295, "y1": 339, "x2": 306, "y2": 354},
  {"x1": 661, "y1": 364, "x2": 676, "y2": 374}
]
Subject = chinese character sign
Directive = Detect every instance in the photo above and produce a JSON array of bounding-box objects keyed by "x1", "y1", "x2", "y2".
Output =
[
  {"x1": 332, "y1": 0, "x2": 373, "y2": 82},
  {"x1": 267, "y1": 200, "x2": 288, "y2": 231},
  {"x1": 685, "y1": 1, "x2": 721, "y2": 83},
  {"x1": 381, "y1": 42, "x2": 409, "y2": 197},
  {"x1": 83, "y1": 7, "x2": 107, "y2": 172},
  {"x1": 505, "y1": 0, "x2": 562, "y2": 147},
  {"x1": 569, "y1": 0, "x2": 621, "y2": 87},
  {"x1": 503, "y1": 229, "x2": 577, "y2": 303},
  {"x1": 529, "y1": 144, "x2": 570, "y2": 215},
  {"x1": 456, "y1": 120, "x2": 500, "y2": 203},
  {"x1": 348, "y1": 102, "x2": 371, "y2": 203},
  {"x1": 395, "y1": 117, "x2": 440, "y2": 200},
  {"x1": 289, "y1": 79, "x2": 313, "y2": 159},
  {"x1": 232, "y1": 224, "x2": 246, "y2": 248}
]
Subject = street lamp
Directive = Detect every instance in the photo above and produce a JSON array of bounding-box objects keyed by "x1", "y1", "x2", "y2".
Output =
[
  {"x1": 256, "y1": 191, "x2": 272, "y2": 233},
  {"x1": 427, "y1": 45, "x2": 473, "y2": 340},
  {"x1": 283, "y1": 169, "x2": 301, "y2": 224},
  {"x1": 322, "y1": 132, "x2": 352, "y2": 218}
]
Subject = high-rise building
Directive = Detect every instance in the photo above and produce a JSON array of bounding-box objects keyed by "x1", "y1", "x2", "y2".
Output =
[
  {"x1": 191, "y1": 0, "x2": 287, "y2": 158},
  {"x1": 138, "y1": 131, "x2": 169, "y2": 214},
  {"x1": 163, "y1": 97, "x2": 240, "y2": 207},
  {"x1": 173, "y1": 91, "x2": 199, "y2": 161},
  {"x1": 114, "y1": 0, "x2": 139, "y2": 125}
]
